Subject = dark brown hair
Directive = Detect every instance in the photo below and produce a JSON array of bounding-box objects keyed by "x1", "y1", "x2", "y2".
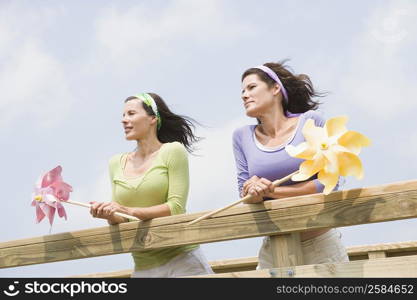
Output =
[
  {"x1": 242, "y1": 60, "x2": 324, "y2": 115},
  {"x1": 125, "y1": 93, "x2": 201, "y2": 153}
]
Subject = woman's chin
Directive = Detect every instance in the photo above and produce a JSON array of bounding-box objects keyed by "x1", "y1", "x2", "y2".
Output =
[{"x1": 245, "y1": 109, "x2": 258, "y2": 118}]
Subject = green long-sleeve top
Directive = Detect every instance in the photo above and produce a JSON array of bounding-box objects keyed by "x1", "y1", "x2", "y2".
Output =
[{"x1": 109, "y1": 141, "x2": 198, "y2": 270}]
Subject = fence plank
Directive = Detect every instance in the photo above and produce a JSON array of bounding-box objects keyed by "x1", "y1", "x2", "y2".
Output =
[
  {"x1": 72, "y1": 240, "x2": 417, "y2": 278},
  {"x1": 5, "y1": 179, "x2": 417, "y2": 249},
  {"x1": 195, "y1": 255, "x2": 417, "y2": 278},
  {"x1": 348, "y1": 240, "x2": 417, "y2": 255},
  {"x1": 1, "y1": 180, "x2": 417, "y2": 268},
  {"x1": 368, "y1": 251, "x2": 387, "y2": 259}
]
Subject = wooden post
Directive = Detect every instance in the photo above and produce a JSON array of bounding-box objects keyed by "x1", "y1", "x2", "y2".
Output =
[{"x1": 269, "y1": 233, "x2": 303, "y2": 267}]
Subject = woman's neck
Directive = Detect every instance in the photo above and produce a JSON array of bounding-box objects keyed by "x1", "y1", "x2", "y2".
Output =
[
  {"x1": 257, "y1": 110, "x2": 291, "y2": 137},
  {"x1": 134, "y1": 136, "x2": 162, "y2": 158}
]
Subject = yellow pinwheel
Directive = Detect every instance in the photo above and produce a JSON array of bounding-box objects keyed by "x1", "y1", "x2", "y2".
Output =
[
  {"x1": 187, "y1": 115, "x2": 371, "y2": 226},
  {"x1": 285, "y1": 116, "x2": 371, "y2": 194}
]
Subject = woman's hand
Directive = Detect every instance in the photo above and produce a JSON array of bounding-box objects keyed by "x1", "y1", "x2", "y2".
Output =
[
  {"x1": 242, "y1": 176, "x2": 274, "y2": 203},
  {"x1": 90, "y1": 201, "x2": 123, "y2": 221}
]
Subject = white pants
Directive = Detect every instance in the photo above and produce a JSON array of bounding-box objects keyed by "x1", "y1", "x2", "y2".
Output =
[
  {"x1": 131, "y1": 247, "x2": 214, "y2": 278},
  {"x1": 258, "y1": 228, "x2": 349, "y2": 269}
]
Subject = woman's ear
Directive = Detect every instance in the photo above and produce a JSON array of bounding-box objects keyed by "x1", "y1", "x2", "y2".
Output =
[
  {"x1": 151, "y1": 116, "x2": 158, "y2": 127},
  {"x1": 272, "y1": 83, "x2": 281, "y2": 96}
]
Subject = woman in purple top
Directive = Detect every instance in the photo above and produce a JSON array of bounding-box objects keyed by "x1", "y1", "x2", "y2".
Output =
[{"x1": 232, "y1": 61, "x2": 349, "y2": 268}]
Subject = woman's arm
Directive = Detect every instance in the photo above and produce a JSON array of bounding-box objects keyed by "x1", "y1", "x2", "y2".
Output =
[
  {"x1": 232, "y1": 129, "x2": 250, "y2": 197},
  {"x1": 266, "y1": 180, "x2": 318, "y2": 199},
  {"x1": 89, "y1": 201, "x2": 172, "y2": 225},
  {"x1": 241, "y1": 177, "x2": 319, "y2": 203},
  {"x1": 129, "y1": 204, "x2": 171, "y2": 220},
  {"x1": 164, "y1": 142, "x2": 190, "y2": 215}
]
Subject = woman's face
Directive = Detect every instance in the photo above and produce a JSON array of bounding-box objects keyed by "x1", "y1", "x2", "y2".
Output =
[
  {"x1": 241, "y1": 74, "x2": 279, "y2": 117},
  {"x1": 122, "y1": 99, "x2": 155, "y2": 140}
]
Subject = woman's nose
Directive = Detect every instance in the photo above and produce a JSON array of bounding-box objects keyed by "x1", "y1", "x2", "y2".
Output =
[{"x1": 241, "y1": 91, "x2": 249, "y2": 101}]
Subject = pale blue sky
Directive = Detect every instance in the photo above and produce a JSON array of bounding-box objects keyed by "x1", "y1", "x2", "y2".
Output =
[{"x1": 1, "y1": 0, "x2": 416, "y2": 277}]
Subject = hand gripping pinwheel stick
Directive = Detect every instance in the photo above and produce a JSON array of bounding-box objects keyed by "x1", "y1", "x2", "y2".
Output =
[
  {"x1": 32, "y1": 165, "x2": 139, "y2": 226},
  {"x1": 187, "y1": 171, "x2": 298, "y2": 226},
  {"x1": 64, "y1": 200, "x2": 139, "y2": 221},
  {"x1": 187, "y1": 115, "x2": 371, "y2": 226},
  {"x1": 33, "y1": 196, "x2": 139, "y2": 222}
]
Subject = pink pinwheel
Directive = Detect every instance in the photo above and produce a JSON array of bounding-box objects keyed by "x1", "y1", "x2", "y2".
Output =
[
  {"x1": 31, "y1": 166, "x2": 73, "y2": 225},
  {"x1": 31, "y1": 166, "x2": 139, "y2": 226}
]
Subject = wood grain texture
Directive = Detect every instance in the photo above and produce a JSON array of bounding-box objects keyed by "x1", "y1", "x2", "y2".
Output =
[
  {"x1": 1, "y1": 180, "x2": 417, "y2": 269},
  {"x1": 270, "y1": 233, "x2": 303, "y2": 267},
  {"x1": 348, "y1": 240, "x2": 417, "y2": 255},
  {"x1": 72, "y1": 240, "x2": 417, "y2": 277},
  {"x1": 9, "y1": 179, "x2": 417, "y2": 249},
  {"x1": 194, "y1": 255, "x2": 417, "y2": 278},
  {"x1": 368, "y1": 251, "x2": 387, "y2": 259}
]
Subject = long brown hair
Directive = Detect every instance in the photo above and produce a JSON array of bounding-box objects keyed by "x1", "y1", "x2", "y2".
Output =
[
  {"x1": 242, "y1": 60, "x2": 325, "y2": 115},
  {"x1": 125, "y1": 93, "x2": 202, "y2": 153}
]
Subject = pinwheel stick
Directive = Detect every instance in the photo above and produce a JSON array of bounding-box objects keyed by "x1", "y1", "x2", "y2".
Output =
[
  {"x1": 64, "y1": 200, "x2": 140, "y2": 221},
  {"x1": 187, "y1": 170, "x2": 299, "y2": 226}
]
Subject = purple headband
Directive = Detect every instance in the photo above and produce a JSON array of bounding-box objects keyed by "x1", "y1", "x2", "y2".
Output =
[{"x1": 254, "y1": 65, "x2": 288, "y2": 103}]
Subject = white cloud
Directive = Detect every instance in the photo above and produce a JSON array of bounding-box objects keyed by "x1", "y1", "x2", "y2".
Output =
[
  {"x1": 0, "y1": 42, "x2": 74, "y2": 128},
  {"x1": 0, "y1": 23, "x2": 12, "y2": 54},
  {"x1": 339, "y1": 2, "x2": 417, "y2": 118},
  {"x1": 188, "y1": 117, "x2": 249, "y2": 213},
  {"x1": 0, "y1": 4, "x2": 74, "y2": 129},
  {"x1": 397, "y1": 131, "x2": 417, "y2": 171},
  {"x1": 93, "y1": 0, "x2": 254, "y2": 70},
  {"x1": 187, "y1": 117, "x2": 265, "y2": 262}
]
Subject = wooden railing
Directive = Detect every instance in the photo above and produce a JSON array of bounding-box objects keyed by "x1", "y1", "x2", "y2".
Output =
[
  {"x1": 72, "y1": 240, "x2": 417, "y2": 277},
  {"x1": 1, "y1": 179, "x2": 417, "y2": 277}
]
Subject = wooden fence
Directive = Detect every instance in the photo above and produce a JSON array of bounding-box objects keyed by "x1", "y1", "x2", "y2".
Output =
[
  {"x1": 73, "y1": 240, "x2": 417, "y2": 278},
  {"x1": 1, "y1": 179, "x2": 417, "y2": 277}
]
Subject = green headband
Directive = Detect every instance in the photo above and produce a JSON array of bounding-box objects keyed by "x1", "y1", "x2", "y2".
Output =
[{"x1": 135, "y1": 93, "x2": 162, "y2": 130}]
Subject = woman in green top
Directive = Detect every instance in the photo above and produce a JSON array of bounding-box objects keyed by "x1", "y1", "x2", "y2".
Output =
[{"x1": 89, "y1": 93, "x2": 213, "y2": 277}]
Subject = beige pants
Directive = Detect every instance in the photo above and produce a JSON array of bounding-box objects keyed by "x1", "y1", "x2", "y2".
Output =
[
  {"x1": 131, "y1": 247, "x2": 214, "y2": 278},
  {"x1": 258, "y1": 228, "x2": 349, "y2": 269}
]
